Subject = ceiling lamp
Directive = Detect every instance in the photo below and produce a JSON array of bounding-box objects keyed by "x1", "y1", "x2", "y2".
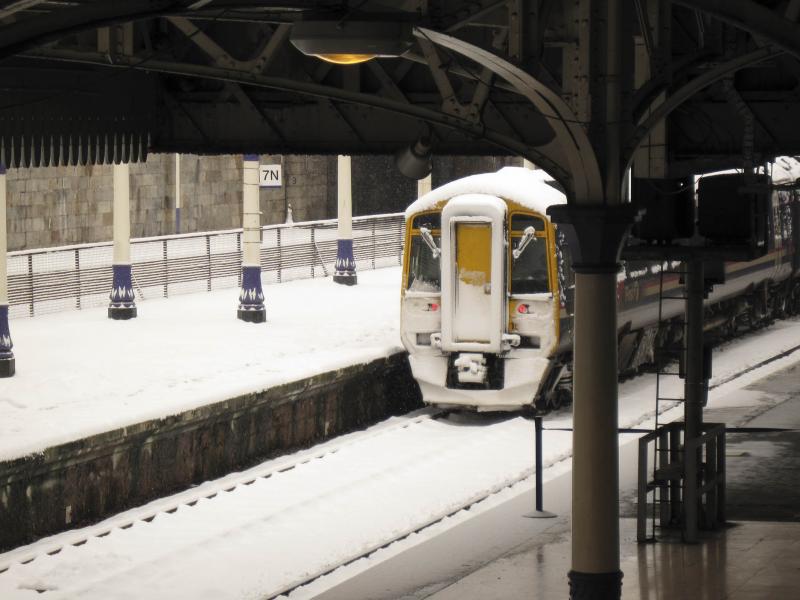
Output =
[
  {"x1": 290, "y1": 20, "x2": 414, "y2": 64},
  {"x1": 396, "y1": 135, "x2": 432, "y2": 180}
]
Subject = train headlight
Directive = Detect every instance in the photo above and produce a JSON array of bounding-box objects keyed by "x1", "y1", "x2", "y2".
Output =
[
  {"x1": 517, "y1": 303, "x2": 530, "y2": 314},
  {"x1": 424, "y1": 302, "x2": 440, "y2": 312},
  {"x1": 416, "y1": 333, "x2": 433, "y2": 346}
]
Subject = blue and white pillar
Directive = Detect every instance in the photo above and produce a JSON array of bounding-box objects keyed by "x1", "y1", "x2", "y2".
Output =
[
  {"x1": 237, "y1": 154, "x2": 266, "y2": 323},
  {"x1": 333, "y1": 155, "x2": 357, "y2": 285},
  {"x1": 174, "y1": 153, "x2": 181, "y2": 234},
  {"x1": 108, "y1": 163, "x2": 137, "y2": 320},
  {"x1": 0, "y1": 164, "x2": 14, "y2": 377}
]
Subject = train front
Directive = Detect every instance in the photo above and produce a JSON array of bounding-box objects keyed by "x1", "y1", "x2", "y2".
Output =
[{"x1": 400, "y1": 170, "x2": 565, "y2": 411}]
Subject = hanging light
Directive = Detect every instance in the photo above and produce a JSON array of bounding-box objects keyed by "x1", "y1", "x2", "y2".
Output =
[
  {"x1": 290, "y1": 20, "x2": 414, "y2": 64},
  {"x1": 395, "y1": 135, "x2": 432, "y2": 180}
]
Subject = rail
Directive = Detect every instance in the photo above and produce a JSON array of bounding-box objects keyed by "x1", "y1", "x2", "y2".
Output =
[{"x1": 6, "y1": 213, "x2": 405, "y2": 319}]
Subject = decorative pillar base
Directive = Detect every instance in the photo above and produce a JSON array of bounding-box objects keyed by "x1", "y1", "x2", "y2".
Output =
[
  {"x1": 238, "y1": 265, "x2": 266, "y2": 323},
  {"x1": 108, "y1": 264, "x2": 137, "y2": 320},
  {"x1": 334, "y1": 239, "x2": 357, "y2": 285},
  {"x1": 333, "y1": 273, "x2": 357, "y2": 286},
  {"x1": 568, "y1": 570, "x2": 623, "y2": 600},
  {"x1": 237, "y1": 308, "x2": 266, "y2": 323},
  {"x1": 1, "y1": 305, "x2": 15, "y2": 378},
  {"x1": 0, "y1": 356, "x2": 13, "y2": 378},
  {"x1": 108, "y1": 306, "x2": 138, "y2": 320}
]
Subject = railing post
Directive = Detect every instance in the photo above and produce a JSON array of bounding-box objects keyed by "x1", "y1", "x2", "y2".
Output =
[
  {"x1": 637, "y1": 437, "x2": 649, "y2": 542},
  {"x1": 397, "y1": 219, "x2": 403, "y2": 265},
  {"x1": 371, "y1": 219, "x2": 376, "y2": 270},
  {"x1": 706, "y1": 433, "x2": 717, "y2": 529},
  {"x1": 236, "y1": 232, "x2": 242, "y2": 287},
  {"x1": 206, "y1": 234, "x2": 212, "y2": 292},
  {"x1": 277, "y1": 228, "x2": 282, "y2": 283},
  {"x1": 669, "y1": 424, "x2": 681, "y2": 525},
  {"x1": 27, "y1": 254, "x2": 34, "y2": 317},
  {"x1": 311, "y1": 227, "x2": 315, "y2": 279},
  {"x1": 717, "y1": 427, "x2": 726, "y2": 525},
  {"x1": 162, "y1": 239, "x2": 169, "y2": 298},
  {"x1": 74, "y1": 249, "x2": 81, "y2": 309}
]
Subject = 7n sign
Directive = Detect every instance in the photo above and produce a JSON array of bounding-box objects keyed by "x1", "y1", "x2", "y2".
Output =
[{"x1": 259, "y1": 164, "x2": 282, "y2": 187}]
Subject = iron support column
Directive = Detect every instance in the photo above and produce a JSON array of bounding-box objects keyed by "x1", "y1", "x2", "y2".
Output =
[
  {"x1": 334, "y1": 155, "x2": 357, "y2": 285},
  {"x1": 683, "y1": 258, "x2": 705, "y2": 542},
  {"x1": 108, "y1": 163, "x2": 136, "y2": 320},
  {"x1": 0, "y1": 163, "x2": 14, "y2": 377},
  {"x1": 237, "y1": 154, "x2": 266, "y2": 322},
  {"x1": 548, "y1": 205, "x2": 637, "y2": 600}
]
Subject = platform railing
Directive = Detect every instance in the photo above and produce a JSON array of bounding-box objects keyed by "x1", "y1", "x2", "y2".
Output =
[
  {"x1": 6, "y1": 213, "x2": 405, "y2": 319},
  {"x1": 637, "y1": 421, "x2": 726, "y2": 542}
]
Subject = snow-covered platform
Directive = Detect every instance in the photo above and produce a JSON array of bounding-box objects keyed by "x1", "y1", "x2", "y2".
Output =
[
  {"x1": 311, "y1": 324, "x2": 800, "y2": 600},
  {"x1": 0, "y1": 267, "x2": 420, "y2": 549}
]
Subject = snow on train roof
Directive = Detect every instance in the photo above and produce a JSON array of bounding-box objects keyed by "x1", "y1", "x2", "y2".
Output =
[
  {"x1": 772, "y1": 156, "x2": 800, "y2": 185},
  {"x1": 405, "y1": 167, "x2": 566, "y2": 219}
]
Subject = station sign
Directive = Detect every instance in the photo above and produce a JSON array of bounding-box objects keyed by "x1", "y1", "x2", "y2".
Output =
[{"x1": 259, "y1": 164, "x2": 282, "y2": 187}]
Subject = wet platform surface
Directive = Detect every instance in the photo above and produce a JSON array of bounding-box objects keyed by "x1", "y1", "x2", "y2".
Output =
[{"x1": 316, "y1": 355, "x2": 800, "y2": 600}]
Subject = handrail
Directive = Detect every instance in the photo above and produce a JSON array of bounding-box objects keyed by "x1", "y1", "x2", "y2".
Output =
[{"x1": 7, "y1": 213, "x2": 405, "y2": 318}]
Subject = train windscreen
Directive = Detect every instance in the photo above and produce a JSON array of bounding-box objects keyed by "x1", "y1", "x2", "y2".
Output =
[
  {"x1": 510, "y1": 214, "x2": 549, "y2": 294},
  {"x1": 407, "y1": 234, "x2": 441, "y2": 292}
]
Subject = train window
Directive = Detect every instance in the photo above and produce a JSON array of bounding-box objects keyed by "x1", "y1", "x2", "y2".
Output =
[
  {"x1": 412, "y1": 213, "x2": 442, "y2": 231},
  {"x1": 511, "y1": 214, "x2": 545, "y2": 232},
  {"x1": 511, "y1": 235, "x2": 549, "y2": 294},
  {"x1": 407, "y1": 234, "x2": 441, "y2": 292}
]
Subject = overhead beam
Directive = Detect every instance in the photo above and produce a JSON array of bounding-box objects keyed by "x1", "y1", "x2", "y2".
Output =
[
  {"x1": 625, "y1": 44, "x2": 786, "y2": 168},
  {"x1": 0, "y1": 0, "x2": 47, "y2": 20},
  {"x1": 674, "y1": 0, "x2": 800, "y2": 60},
  {"x1": 21, "y1": 48, "x2": 568, "y2": 179}
]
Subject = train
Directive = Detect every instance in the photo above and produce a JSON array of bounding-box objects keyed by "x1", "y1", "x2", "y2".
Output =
[{"x1": 400, "y1": 163, "x2": 800, "y2": 412}]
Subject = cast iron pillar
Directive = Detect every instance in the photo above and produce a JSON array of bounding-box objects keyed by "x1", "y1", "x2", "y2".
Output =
[
  {"x1": 334, "y1": 155, "x2": 357, "y2": 285},
  {"x1": 237, "y1": 154, "x2": 266, "y2": 322},
  {"x1": 683, "y1": 258, "x2": 706, "y2": 542},
  {"x1": 0, "y1": 164, "x2": 14, "y2": 377},
  {"x1": 548, "y1": 204, "x2": 637, "y2": 600},
  {"x1": 108, "y1": 163, "x2": 137, "y2": 320}
]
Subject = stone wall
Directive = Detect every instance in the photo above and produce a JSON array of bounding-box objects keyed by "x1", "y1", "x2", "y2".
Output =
[{"x1": 5, "y1": 154, "x2": 525, "y2": 252}]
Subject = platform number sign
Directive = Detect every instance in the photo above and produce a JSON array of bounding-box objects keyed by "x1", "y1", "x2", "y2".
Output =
[{"x1": 259, "y1": 164, "x2": 282, "y2": 188}]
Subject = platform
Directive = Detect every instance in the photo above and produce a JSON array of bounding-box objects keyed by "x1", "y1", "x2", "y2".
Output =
[{"x1": 0, "y1": 267, "x2": 421, "y2": 550}]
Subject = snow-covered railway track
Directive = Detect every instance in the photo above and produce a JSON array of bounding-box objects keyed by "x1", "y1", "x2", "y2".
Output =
[
  {"x1": 0, "y1": 410, "x2": 553, "y2": 599},
  {"x1": 0, "y1": 408, "x2": 447, "y2": 576}
]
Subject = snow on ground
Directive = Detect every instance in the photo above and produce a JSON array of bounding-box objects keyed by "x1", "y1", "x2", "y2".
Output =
[
  {"x1": 0, "y1": 317, "x2": 797, "y2": 600},
  {"x1": 0, "y1": 268, "x2": 403, "y2": 461}
]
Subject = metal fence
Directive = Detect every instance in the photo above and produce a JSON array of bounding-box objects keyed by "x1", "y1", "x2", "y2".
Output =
[{"x1": 7, "y1": 213, "x2": 405, "y2": 319}]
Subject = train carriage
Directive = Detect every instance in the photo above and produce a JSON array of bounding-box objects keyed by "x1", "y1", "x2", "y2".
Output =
[{"x1": 401, "y1": 165, "x2": 800, "y2": 412}]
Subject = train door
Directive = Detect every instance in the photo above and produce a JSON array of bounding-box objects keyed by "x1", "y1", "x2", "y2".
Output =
[
  {"x1": 453, "y1": 221, "x2": 493, "y2": 342},
  {"x1": 440, "y1": 194, "x2": 507, "y2": 354}
]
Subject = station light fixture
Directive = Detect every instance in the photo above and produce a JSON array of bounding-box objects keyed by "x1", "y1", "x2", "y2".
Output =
[
  {"x1": 289, "y1": 20, "x2": 414, "y2": 65},
  {"x1": 395, "y1": 135, "x2": 432, "y2": 180}
]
